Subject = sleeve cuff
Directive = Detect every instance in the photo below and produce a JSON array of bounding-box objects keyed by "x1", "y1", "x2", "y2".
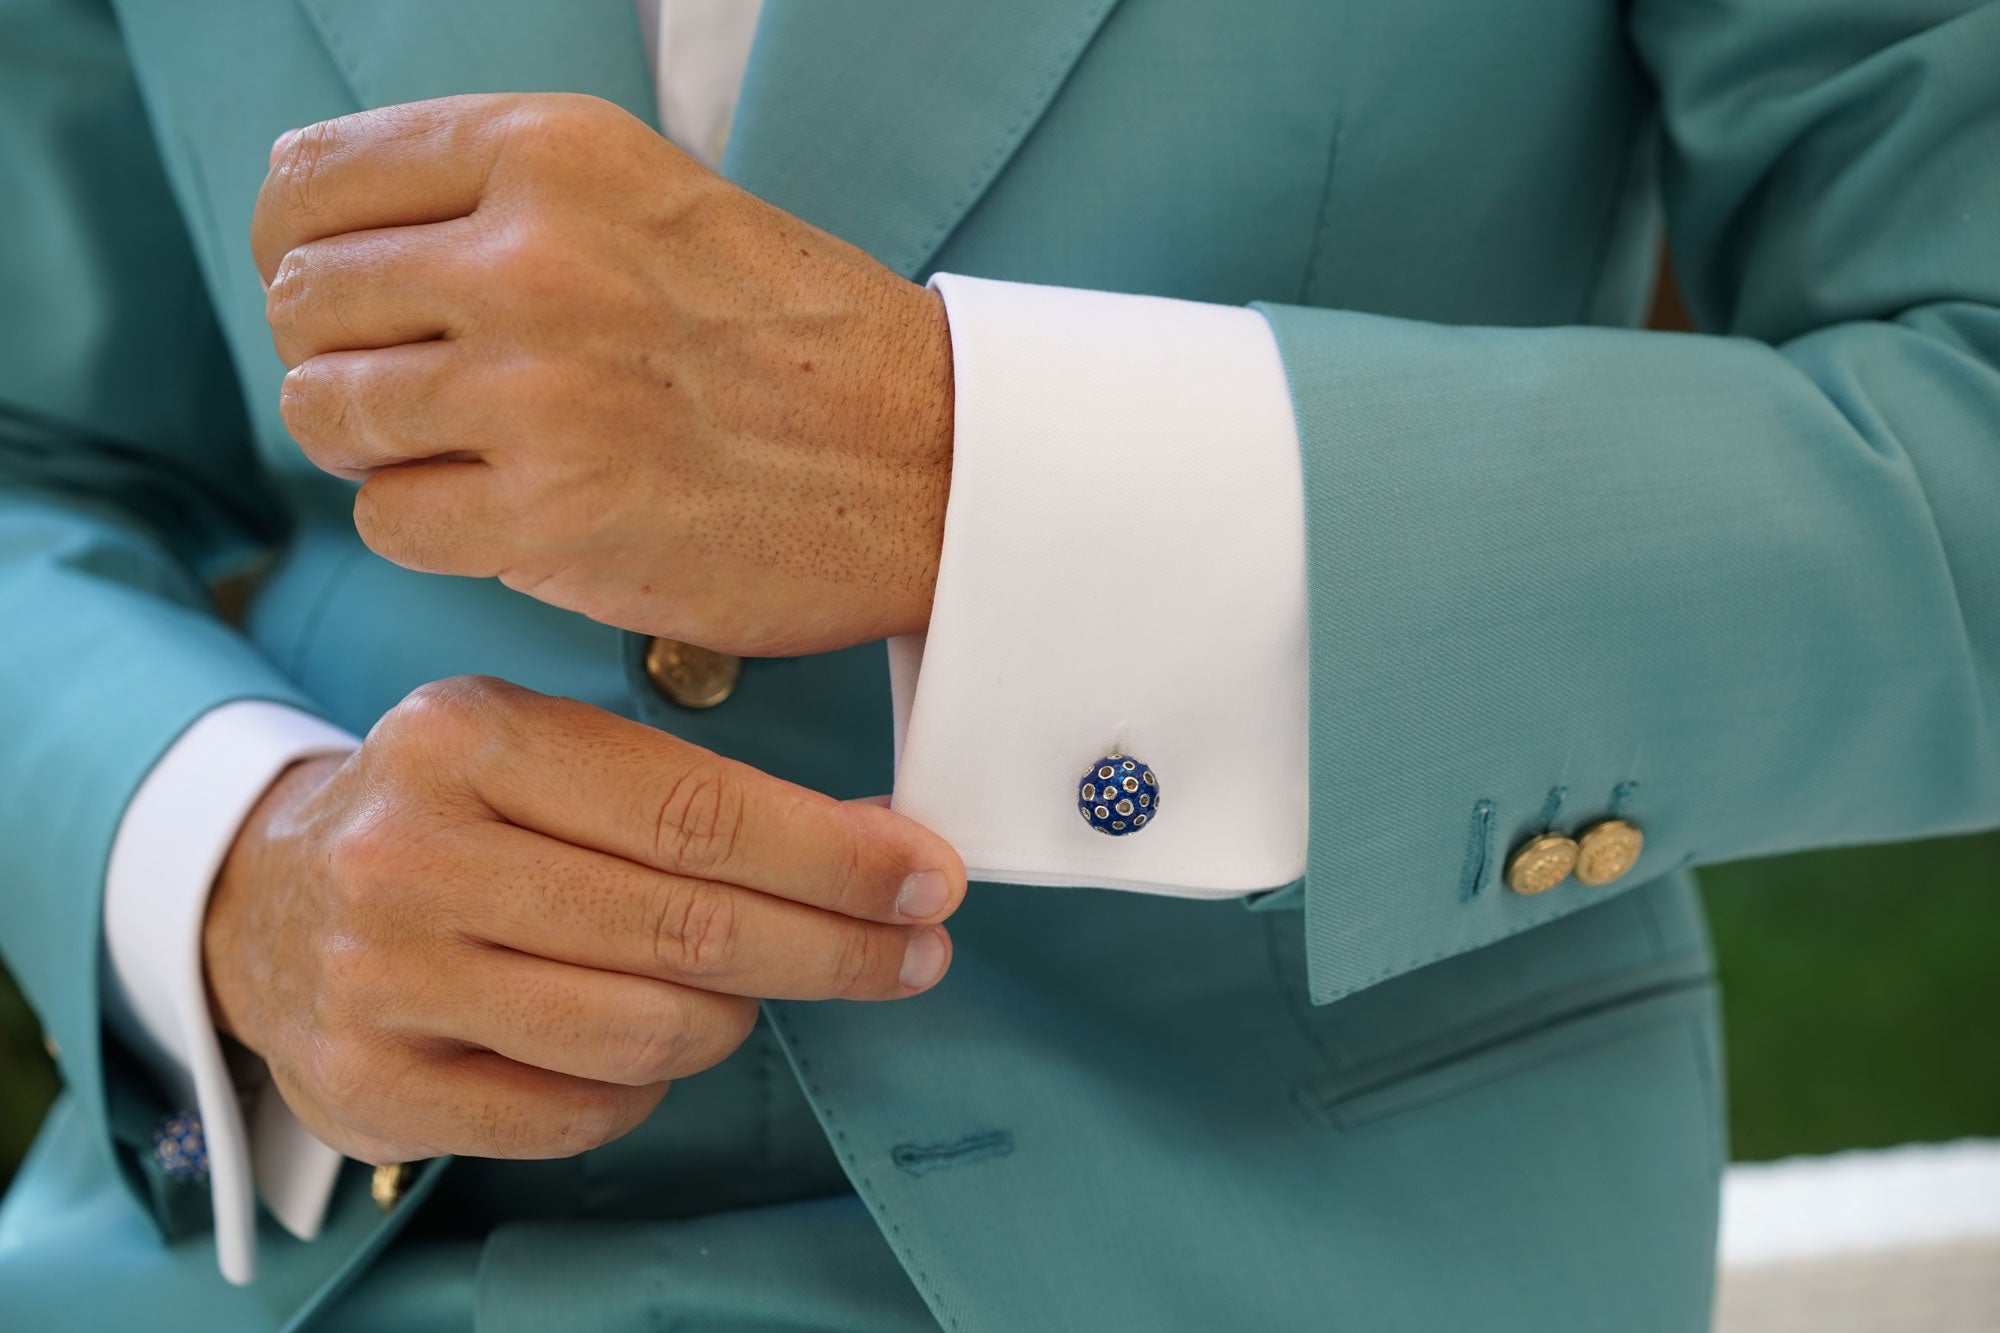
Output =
[
  {"x1": 102, "y1": 700, "x2": 359, "y2": 1284},
  {"x1": 889, "y1": 274, "x2": 1308, "y2": 897}
]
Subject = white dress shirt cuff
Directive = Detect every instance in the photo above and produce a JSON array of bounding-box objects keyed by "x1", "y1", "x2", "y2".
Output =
[
  {"x1": 890, "y1": 275, "x2": 1309, "y2": 897},
  {"x1": 102, "y1": 700, "x2": 359, "y2": 1284}
]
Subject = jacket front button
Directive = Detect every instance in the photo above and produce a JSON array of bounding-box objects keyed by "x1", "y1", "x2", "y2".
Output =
[
  {"x1": 644, "y1": 637, "x2": 741, "y2": 709},
  {"x1": 372, "y1": 1162, "x2": 414, "y2": 1212},
  {"x1": 1575, "y1": 819, "x2": 1644, "y2": 886},
  {"x1": 1505, "y1": 832, "x2": 1579, "y2": 895}
]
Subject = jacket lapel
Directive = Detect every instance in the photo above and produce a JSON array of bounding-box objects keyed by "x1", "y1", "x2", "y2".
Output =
[
  {"x1": 297, "y1": 0, "x2": 1121, "y2": 279},
  {"x1": 724, "y1": 0, "x2": 1122, "y2": 277},
  {"x1": 296, "y1": 0, "x2": 659, "y2": 125}
]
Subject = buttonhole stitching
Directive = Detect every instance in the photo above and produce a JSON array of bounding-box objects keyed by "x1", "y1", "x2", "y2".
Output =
[
  {"x1": 1609, "y1": 779, "x2": 1640, "y2": 818},
  {"x1": 1458, "y1": 800, "x2": 1495, "y2": 902},
  {"x1": 890, "y1": 1130, "x2": 1016, "y2": 1177}
]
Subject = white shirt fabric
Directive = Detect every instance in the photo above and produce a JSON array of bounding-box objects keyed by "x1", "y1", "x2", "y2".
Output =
[
  {"x1": 102, "y1": 703, "x2": 358, "y2": 1284},
  {"x1": 894, "y1": 275, "x2": 1307, "y2": 895},
  {"x1": 100, "y1": 0, "x2": 1310, "y2": 1284}
]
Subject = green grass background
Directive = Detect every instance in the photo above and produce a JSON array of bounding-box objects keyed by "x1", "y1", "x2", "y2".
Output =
[{"x1": 3, "y1": 832, "x2": 1996, "y2": 1189}]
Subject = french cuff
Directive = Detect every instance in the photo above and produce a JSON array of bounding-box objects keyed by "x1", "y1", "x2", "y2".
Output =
[
  {"x1": 102, "y1": 701, "x2": 359, "y2": 1285},
  {"x1": 889, "y1": 275, "x2": 1309, "y2": 897}
]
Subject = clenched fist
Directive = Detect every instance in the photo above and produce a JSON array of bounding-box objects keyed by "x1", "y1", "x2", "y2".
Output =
[
  {"x1": 252, "y1": 93, "x2": 954, "y2": 657},
  {"x1": 202, "y1": 676, "x2": 965, "y2": 1165}
]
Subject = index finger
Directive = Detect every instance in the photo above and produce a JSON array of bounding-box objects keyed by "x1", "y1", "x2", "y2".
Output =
[
  {"x1": 446, "y1": 681, "x2": 967, "y2": 926},
  {"x1": 251, "y1": 94, "x2": 520, "y2": 284}
]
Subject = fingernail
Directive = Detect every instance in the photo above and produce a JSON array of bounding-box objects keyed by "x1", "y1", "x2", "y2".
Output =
[
  {"x1": 898, "y1": 927, "x2": 948, "y2": 991},
  {"x1": 894, "y1": 869, "x2": 952, "y2": 921},
  {"x1": 270, "y1": 128, "x2": 301, "y2": 165}
]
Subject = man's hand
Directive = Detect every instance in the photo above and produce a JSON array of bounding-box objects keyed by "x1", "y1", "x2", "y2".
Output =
[
  {"x1": 252, "y1": 93, "x2": 954, "y2": 658},
  {"x1": 203, "y1": 676, "x2": 965, "y2": 1166}
]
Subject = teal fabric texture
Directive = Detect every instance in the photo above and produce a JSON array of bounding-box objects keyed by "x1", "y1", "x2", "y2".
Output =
[
  {"x1": 0, "y1": 0, "x2": 1993, "y2": 1327},
  {"x1": 1258, "y1": 0, "x2": 2000, "y2": 999}
]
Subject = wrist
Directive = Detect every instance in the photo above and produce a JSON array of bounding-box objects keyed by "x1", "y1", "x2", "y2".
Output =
[
  {"x1": 202, "y1": 753, "x2": 344, "y2": 1050},
  {"x1": 880, "y1": 282, "x2": 954, "y2": 638}
]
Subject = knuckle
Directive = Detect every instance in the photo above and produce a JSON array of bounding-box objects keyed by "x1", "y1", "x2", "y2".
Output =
[
  {"x1": 552, "y1": 1084, "x2": 649, "y2": 1155},
  {"x1": 276, "y1": 122, "x2": 340, "y2": 225},
  {"x1": 374, "y1": 676, "x2": 504, "y2": 758},
  {"x1": 599, "y1": 1001, "x2": 753, "y2": 1090},
  {"x1": 353, "y1": 478, "x2": 475, "y2": 581},
  {"x1": 501, "y1": 96, "x2": 604, "y2": 167},
  {"x1": 275, "y1": 362, "x2": 313, "y2": 431},
  {"x1": 646, "y1": 765, "x2": 744, "y2": 876},
  {"x1": 484, "y1": 224, "x2": 561, "y2": 294},
  {"x1": 349, "y1": 476, "x2": 394, "y2": 556},
  {"x1": 264, "y1": 255, "x2": 308, "y2": 341},
  {"x1": 831, "y1": 925, "x2": 892, "y2": 997},
  {"x1": 557, "y1": 93, "x2": 624, "y2": 130},
  {"x1": 606, "y1": 1011, "x2": 693, "y2": 1086},
  {"x1": 322, "y1": 823, "x2": 445, "y2": 939},
  {"x1": 406, "y1": 674, "x2": 489, "y2": 721},
  {"x1": 278, "y1": 363, "x2": 352, "y2": 453},
  {"x1": 324, "y1": 817, "x2": 404, "y2": 897},
  {"x1": 650, "y1": 882, "x2": 739, "y2": 979},
  {"x1": 823, "y1": 809, "x2": 871, "y2": 918}
]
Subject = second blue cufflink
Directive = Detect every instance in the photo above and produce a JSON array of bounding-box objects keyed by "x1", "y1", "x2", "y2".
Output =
[
  {"x1": 1079, "y1": 755, "x2": 1158, "y2": 835},
  {"x1": 151, "y1": 1109, "x2": 209, "y2": 1183}
]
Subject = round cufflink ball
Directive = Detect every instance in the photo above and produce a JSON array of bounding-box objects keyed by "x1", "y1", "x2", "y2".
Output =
[
  {"x1": 1079, "y1": 755, "x2": 1158, "y2": 835},
  {"x1": 151, "y1": 1110, "x2": 210, "y2": 1183}
]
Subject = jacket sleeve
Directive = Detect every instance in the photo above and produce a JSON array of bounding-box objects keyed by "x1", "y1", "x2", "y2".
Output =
[
  {"x1": 1255, "y1": 0, "x2": 2000, "y2": 1003},
  {"x1": 0, "y1": 0, "x2": 316, "y2": 1182}
]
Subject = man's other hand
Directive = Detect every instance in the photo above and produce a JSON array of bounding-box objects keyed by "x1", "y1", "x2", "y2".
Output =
[
  {"x1": 202, "y1": 676, "x2": 964, "y2": 1165},
  {"x1": 252, "y1": 93, "x2": 954, "y2": 657}
]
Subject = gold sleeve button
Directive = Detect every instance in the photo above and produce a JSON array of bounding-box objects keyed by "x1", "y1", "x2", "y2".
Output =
[
  {"x1": 644, "y1": 637, "x2": 741, "y2": 709},
  {"x1": 1505, "y1": 832, "x2": 1579, "y2": 895},
  {"x1": 1575, "y1": 819, "x2": 1644, "y2": 886}
]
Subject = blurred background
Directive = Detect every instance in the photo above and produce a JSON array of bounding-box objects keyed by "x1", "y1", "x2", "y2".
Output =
[{"x1": 5, "y1": 830, "x2": 1997, "y2": 1188}]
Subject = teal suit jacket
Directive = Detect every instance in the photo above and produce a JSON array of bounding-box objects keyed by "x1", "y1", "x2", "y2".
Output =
[{"x1": 1, "y1": 0, "x2": 1995, "y2": 1327}]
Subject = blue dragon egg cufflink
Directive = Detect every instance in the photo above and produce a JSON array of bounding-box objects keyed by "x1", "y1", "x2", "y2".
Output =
[
  {"x1": 152, "y1": 1109, "x2": 210, "y2": 1183},
  {"x1": 1079, "y1": 755, "x2": 1159, "y2": 835}
]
